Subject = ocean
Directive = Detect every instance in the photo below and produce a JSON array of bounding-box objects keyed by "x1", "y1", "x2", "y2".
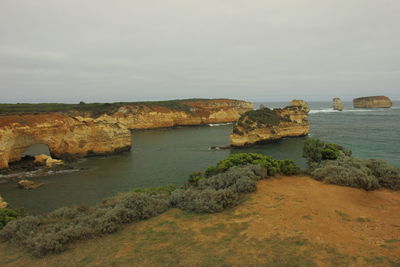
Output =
[{"x1": 0, "y1": 101, "x2": 399, "y2": 212}]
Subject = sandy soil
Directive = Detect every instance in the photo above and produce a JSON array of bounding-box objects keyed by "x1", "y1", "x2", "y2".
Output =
[{"x1": 0, "y1": 176, "x2": 399, "y2": 266}]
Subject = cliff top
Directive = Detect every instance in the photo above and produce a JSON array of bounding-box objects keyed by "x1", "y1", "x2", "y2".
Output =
[
  {"x1": 353, "y1": 96, "x2": 391, "y2": 101},
  {"x1": 0, "y1": 98, "x2": 248, "y2": 117}
]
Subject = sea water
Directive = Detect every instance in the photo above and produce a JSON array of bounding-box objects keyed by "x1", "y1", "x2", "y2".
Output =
[{"x1": 0, "y1": 101, "x2": 398, "y2": 212}]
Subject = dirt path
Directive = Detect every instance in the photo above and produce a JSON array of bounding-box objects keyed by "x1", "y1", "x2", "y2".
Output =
[{"x1": 1, "y1": 176, "x2": 399, "y2": 266}]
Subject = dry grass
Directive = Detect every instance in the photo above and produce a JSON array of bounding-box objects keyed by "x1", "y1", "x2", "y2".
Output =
[{"x1": 1, "y1": 176, "x2": 399, "y2": 266}]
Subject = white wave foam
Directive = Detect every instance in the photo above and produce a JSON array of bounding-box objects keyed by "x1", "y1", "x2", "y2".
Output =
[
  {"x1": 310, "y1": 108, "x2": 387, "y2": 114},
  {"x1": 208, "y1": 123, "x2": 232, "y2": 127},
  {"x1": 309, "y1": 109, "x2": 338, "y2": 114}
]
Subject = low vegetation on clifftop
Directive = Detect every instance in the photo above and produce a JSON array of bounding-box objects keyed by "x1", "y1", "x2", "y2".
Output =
[
  {"x1": 0, "y1": 98, "x2": 244, "y2": 117},
  {"x1": 0, "y1": 153, "x2": 299, "y2": 257},
  {"x1": 1, "y1": 141, "x2": 399, "y2": 258},
  {"x1": 304, "y1": 138, "x2": 400, "y2": 191}
]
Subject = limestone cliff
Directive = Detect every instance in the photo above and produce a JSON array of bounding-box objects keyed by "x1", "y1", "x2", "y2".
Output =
[
  {"x1": 96, "y1": 99, "x2": 253, "y2": 129},
  {"x1": 332, "y1": 98, "x2": 344, "y2": 111},
  {"x1": 0, "y1": 114, "x2": 131, "y2": 169},
  {"x1": 0, "y1": 99, "x2": 252, "y2": 168},
  {"x1": 353, "y1": 96, "x2": 392, "y2": 108},
  {"x1": 230, "y1": 100, "x2": 309, "y2": 147}
]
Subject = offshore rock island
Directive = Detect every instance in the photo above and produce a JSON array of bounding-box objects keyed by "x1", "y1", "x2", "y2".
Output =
[
  {"x1": 353, "y1": 96, "x2": 392, "y2": 108},
  {"x1": 230, "y1": 100, "x2": 310, "y2": 147},
  {"x1": 0, "y1": 99, "x2": 252, "y2": 168}
]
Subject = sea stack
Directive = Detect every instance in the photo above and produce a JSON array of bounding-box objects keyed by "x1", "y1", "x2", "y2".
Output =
[
  {"x1": 230, "y1": 100, "x2": 310, "y2": 147},
  {"x1": 353, "y1": 96, "x2": 392, "y2": 108},
  {"x1": 332, "y1": 98, "x2": 344, "y2": 111}
]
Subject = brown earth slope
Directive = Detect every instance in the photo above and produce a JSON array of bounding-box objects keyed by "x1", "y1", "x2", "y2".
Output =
[{"x1": 0, "y1": 176, "x2": 399, "y2": 266}]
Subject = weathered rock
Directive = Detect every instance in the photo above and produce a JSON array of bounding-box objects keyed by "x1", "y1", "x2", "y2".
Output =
[
  {"x1": 290, "y1": 100, "x2": 310, "y2": 113},
  {"x1": 0, "y1": 195, "x2": 8, "y2": 208},
  {"x1": 17, "y1": 179, "x2": 44, "y2": 190},
  {"x1": 96, "y1": 99, "x2": 253, "y2": 129},
  {"x1": 353, "y1": 96, "x2": 392, "y2": 108},
  {"x1": 230, "y1": 100, "x2": 310, "y2": 147},
  {"x1": 0, "y1": 114, "x2": 132, "y2": 169},
  {"x1": 332, "y1": 98, "x2": 344, "y2": 111},
  {"x1": 0, "y1": 99, "x2": 252, "y2": 168},
  {"x1": 34, "y1": 154, "x2": 63, "y2": 167}
]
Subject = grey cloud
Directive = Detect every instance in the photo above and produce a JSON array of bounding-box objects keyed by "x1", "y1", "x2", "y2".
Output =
[{"x1": 0, "y1": 0, "x2": 399, "y2": 103}]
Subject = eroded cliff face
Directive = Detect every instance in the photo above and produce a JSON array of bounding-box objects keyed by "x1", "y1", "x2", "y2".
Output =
[
  {"x1": 96, "y1": 99, "x2": 253, "y2": 129},
  {"x1": 353, "y1": 96, "x2": 392, "y2": 108},
  {"x1": 0, "y1": 99, "x2": 252, "y2": 168},
  {"x1": 0, "y1": 114, "x2": 131, "y2": 168},
  {"x1": 230, "y1": 100, "x2": 309, "y2": 147}
]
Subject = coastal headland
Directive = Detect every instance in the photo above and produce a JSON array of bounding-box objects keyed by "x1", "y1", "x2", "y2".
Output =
[
  {"x1": 230, "y1": 100, "x2": 310, "y2": 147},
  {"x1": 0, "y1": 99, "x2": 252, "y2": 168}
]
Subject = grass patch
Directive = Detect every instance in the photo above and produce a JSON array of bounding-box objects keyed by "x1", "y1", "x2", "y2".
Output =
[{"x1": 335, "y1": 210, "x2": 352, "y2": 221}]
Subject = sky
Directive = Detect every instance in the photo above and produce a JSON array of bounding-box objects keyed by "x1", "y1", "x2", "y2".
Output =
[{"x1": 0, "y1": 0, "x2": 399, "y2": 103}]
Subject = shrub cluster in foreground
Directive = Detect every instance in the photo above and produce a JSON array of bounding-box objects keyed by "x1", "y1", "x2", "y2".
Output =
[
  {"x1": 304, "y1": 139, "x2": 400, "y2": 191},
  {"x1": 0, "y1": 208, "x2": 22, "y2": 230},
  {"x1": 204, "y1": 153, "x2": 299, "y2": 177},
  {"x1": 0, "y1": 153, "x2": 299, "y2": 257}
]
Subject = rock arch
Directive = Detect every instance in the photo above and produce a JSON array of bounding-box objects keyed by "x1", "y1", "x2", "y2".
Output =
[{"x1": 0, "y1": 113, "x2": 132, "y2": 168}]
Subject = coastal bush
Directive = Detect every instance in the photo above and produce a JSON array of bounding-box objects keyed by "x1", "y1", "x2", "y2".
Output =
[
  {"x1": 0, "y1": 208, "x2": 22, "y2": 230},
  {"x1": 204, "y1": 153, "x2": 299, "y2": 177},
  {"x1": 0, "y1": 153, "x2": 300, "y2": 257},
  {"x1": 0, "y1": 192, "x2": 171, "y2": 257},
  {"x1": 131, "y1": 184, "x2": 177, "y2": 195},
  {"x1": 197, "y1": 166, "x2": 259, "y2": 192},
  {"x1": 186, "y1": 172, "x2": 204, "y2": 187},
  {"x1": 171, "y1": 188, "x2": 239, "y2": 213},
  {"x1": 366, "y1": 159, "x2": 400, "y2": 190},
  {"x1": 303, "y1": 138, "x2": 352, "y2": 164},
  {"x1": 278, "y1": 160, "x2": 300, "y2": 175}
]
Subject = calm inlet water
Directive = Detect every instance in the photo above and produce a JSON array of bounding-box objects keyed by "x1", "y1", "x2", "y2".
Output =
[{"x1": 1, "y1": 101, "x2": 399, "y2": 212}]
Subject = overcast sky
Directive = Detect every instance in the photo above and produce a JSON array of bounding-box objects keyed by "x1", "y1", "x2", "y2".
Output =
[{"x1": 0, "y1": 0, "x2": 399, "y2": 103}]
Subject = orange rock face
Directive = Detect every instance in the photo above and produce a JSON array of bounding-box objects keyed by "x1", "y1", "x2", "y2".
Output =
[
  {"x1": 0, "y1": 114, "x2": 132, "y2": 168},
  {"x1": 0, "y1": 99, "x2": 252, "y2": 168},
  {"x1": 353, "y1": 96, "x2": 392, "y2": 108},
  {"x1": 230, "y1": 100, "x2": 309, "y2": 147},
  {"x1": 96, "y1": 99, "x2": 253, "y2": 129}
]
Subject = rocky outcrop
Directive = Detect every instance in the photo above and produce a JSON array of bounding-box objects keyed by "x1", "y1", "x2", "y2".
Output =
[
  {"x1": 353, "y1": 96, "x2": 392, "y2": 108},
  {"x1": 332, "y1": 98, "x2": 344, "y2": 111},
  {"x1": 96, "y1": 99, "x2": 253, "y2": 129},
  {"x1": 0, "y1": 195, "x2": 8, "y2": 208},
  {"x1": 34, "y1": 154, "x2": 63, "y2": 167},
  {"x1": 0, "y1": 99, "x2": 252, "y2": 168},
  {"x1": 17, "y1": 179, "x2": 44, "y2": 190},
  {"x1": 230, "y1": 100, "x2": 310, "y2": 147},
  {"x1": 0, "y1": 114, "x2": 132, "y2": 168}
]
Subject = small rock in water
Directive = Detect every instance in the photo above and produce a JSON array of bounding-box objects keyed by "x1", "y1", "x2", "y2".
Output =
[
  {"x1": 17, "y1": 179, "x2": 44, "y2": 190},
  {"x1": 0, "y1": 195, "x2": 8, "y2": 208},
  {"x1": 34, "y1": 154, "x2": 64, "y2": 167},
  {"x1": 332, "y1": 98, "x2": 344, "y2": 111}
]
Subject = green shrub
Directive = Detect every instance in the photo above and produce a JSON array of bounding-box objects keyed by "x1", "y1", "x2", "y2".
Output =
[
  {"x1": 187, "y1": 172, "x2": 204, "y2": 187},
  {"x1": 131, "y1": 184, "x2": 177, "y2": 195},
  {"x1": 171, "y1": 188, "x2": 239, "y2": 213},
  {"x1": 197, "y1": 166, "x2": 259, "y2": 192},
  {"x1": 303, "y1": 139, "x2": 352, "y2": 164},
  {"x1": 204, "y1": 153, "x2": 299, "y2": 177},
  {"x1": 366, "y1": 159, "x2": 400, "y2": 190},
  {"x1": 278, "y1": 160, "x2": 300, "y2": 175},
  {"x1": 0, "y1": 192, "x2": 171, "y2": 257},
  {"x1": 0, "y1": 208, "x2": 21, "y2": 229}
]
